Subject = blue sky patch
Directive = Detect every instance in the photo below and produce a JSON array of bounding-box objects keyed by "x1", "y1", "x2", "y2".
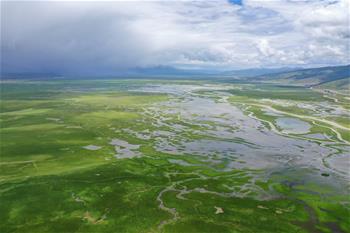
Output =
[{"x1": 228, "y1": 0, "x2": 243, "y2": 5}]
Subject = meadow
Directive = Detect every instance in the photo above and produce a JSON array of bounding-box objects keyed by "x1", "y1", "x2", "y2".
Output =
[{"x1": 0, "y1": 79, "x2": 349, "y2": 233}]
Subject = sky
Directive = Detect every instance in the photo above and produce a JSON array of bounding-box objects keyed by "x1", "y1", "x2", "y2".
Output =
[{"x1": 1, "y1": 0, "x2": 349, "y2": 75}]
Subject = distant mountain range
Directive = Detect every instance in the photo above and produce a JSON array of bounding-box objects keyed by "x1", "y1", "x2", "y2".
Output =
[
  {"x1": 0, "y1": 66, "x2": 297, "y2": 80},
  {"x1": 220, "y1": 67, "x2": 298, "y2": 77},
  {"x1": 125, "y1": 66, "x2": 297, "y2": 78},
  {"x1": 125, "y1": 66, "x2": 216, "y2": 77},
  {"x1": 128, "y1": 64, "x2": 349, "y2": 89},
  {"x1": 248, "y1": 64, "x2": 350, "y2": 89},
  {"x1": 1, "y1": 64, "x2": 349, "y2": 90}
]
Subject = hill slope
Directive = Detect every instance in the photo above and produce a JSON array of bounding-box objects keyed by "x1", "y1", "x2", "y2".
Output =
[
  {"x1": 316, "y1": 78, "x2": 350, "y2": 91},
  {"x1": 251, "y1": 65, "x2": 349, "y2": 87}
]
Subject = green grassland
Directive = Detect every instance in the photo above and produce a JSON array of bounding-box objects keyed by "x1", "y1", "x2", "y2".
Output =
[{"x1": 0, "y1": 79, "x2": 349, "y2": 233}]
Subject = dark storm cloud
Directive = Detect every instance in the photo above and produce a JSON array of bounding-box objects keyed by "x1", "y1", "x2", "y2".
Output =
[{"x1": 1, "y1": 1, "x2": 154, "y2": 75}]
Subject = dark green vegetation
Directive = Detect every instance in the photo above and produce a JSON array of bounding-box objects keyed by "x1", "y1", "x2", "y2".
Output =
[{"x1": 0, "y1": 79, "x2": 349, "y2": 233}]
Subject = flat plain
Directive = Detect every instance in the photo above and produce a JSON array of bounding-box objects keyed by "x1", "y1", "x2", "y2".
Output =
[{"x1": 0, "y1": 79, "x2": 349, "y2": 233}]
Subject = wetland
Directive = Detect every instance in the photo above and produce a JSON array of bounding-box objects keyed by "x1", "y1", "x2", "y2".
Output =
[{"x1": 0, "y1": 79, "x2": 349, "y2": 233}]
